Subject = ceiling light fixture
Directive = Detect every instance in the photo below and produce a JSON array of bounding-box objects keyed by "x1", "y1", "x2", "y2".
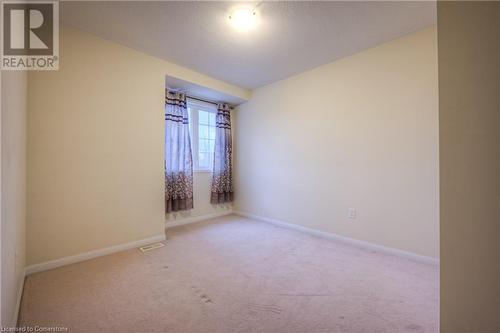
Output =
[{"x1": 229, "y1": 7, "x2": 257, "y2": 32}]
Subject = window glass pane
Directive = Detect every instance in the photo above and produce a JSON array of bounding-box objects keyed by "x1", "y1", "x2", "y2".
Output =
[
  {"x1": 185, "y1": 104, "x2": 217, "y2": 171},
  {"x1": 199, "y1": 124, "x2": 209, "y2": 139},
  {"x1": 198, "y1": 152, "x2": 210, "y2": 169},
  {"x1": 209, "y1": 126, "x2": 216, "y2": 140},
  {"x1": 199, "y1": 139, "x2": 210, "y2": 152},
  {"x1": 209, "y1": 112, "x2": 216, "y2": 126},
  {"x1": 199, "y1": 110, "x2": 209, "y2": 125}
]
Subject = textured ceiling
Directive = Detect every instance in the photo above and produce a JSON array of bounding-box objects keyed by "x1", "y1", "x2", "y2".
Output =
[{"x1": 61, "y1": 1, "x2": 436, "y2": 90}]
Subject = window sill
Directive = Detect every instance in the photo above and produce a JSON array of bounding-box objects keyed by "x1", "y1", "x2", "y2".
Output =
[{"x1": 194, "y1": 169, "x2": 212, "y2": 174}]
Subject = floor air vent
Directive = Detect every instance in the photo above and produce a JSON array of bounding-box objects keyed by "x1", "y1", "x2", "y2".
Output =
[{"x1": 139, "y1": 242, "x2": 165, "y2": 252}]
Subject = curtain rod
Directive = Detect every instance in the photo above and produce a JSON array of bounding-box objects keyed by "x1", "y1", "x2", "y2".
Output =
[
  {"x1": 166, "y1": 88, "x2": 222, "y2": 106},
  {"x1": 186, "y1": 95, "x2": 218, "y2": 106}
]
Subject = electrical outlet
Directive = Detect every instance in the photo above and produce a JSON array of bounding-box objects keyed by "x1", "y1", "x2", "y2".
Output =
[{"x1": 348, "y1": 208, "x2": 357, "y2": 219}]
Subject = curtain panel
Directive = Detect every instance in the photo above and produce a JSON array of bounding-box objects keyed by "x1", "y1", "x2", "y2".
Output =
[
  {"x1": 165, "y1": 90, "x2": 194, "y2": 213},
  {"x1": 211, "y1": 103, "x2": 234, "y2": 204}
]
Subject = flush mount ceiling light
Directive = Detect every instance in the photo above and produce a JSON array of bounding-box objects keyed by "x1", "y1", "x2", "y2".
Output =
[{"x1": 229, "y1": 7, "x2": 257, "y2": 32}]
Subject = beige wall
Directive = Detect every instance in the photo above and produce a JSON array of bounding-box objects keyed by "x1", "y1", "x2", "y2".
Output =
[
  {"x1": 27, "y1": 25, "x2": 248, "y2": 265},
  {"x1": 438, "y1": 2, "x2": 500, "y2": 332},
  {"x1": 234, "y1": 27, "x2": 439, "y2": 258},
  {"x1": 1, "y1": 71, "x2": 27, "y2": 327}
]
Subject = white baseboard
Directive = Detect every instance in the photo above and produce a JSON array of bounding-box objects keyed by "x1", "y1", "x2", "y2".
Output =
[
  {"x1": 233, "y1": 211, "x2": 439, "y2": 266},
  {"x1": 14, "y1": 268, "x2": 26, "y2": 326},
  {"x1": 25, "y1": 234, "x2": 166, "y2": 275},
  {"x1": 25, "y1": 210, "x2": 232, "y2": 276},
  {"x1": 165, "y1": 210, "x2": 233, "y2": 229}
]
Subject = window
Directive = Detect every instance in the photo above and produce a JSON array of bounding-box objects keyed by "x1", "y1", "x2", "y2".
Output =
[{"x1": 188, "y1": 99, "x2": 217, "y2": 171}]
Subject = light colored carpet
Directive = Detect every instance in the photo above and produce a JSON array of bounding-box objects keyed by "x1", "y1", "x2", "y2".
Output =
[{"x1": 19, "y1": 215, "x2": 439, "y2": 333}]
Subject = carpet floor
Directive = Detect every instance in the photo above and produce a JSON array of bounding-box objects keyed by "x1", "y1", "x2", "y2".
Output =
[{"x1": 19, "y1": 215, "x2": 439, "y2": 333}]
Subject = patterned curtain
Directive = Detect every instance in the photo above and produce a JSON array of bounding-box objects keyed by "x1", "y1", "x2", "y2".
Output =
[
  {"x1": 211, "y1": 103, "x2": 234, "y2": 204},
  {"x1": 165, "y1": 90, "x2": 194, "y2": 213}
]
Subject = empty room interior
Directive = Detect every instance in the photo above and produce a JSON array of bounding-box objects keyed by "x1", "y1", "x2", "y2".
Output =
[{"x1": 1, "y1": 1, "x2": 499, "y2": 333}]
